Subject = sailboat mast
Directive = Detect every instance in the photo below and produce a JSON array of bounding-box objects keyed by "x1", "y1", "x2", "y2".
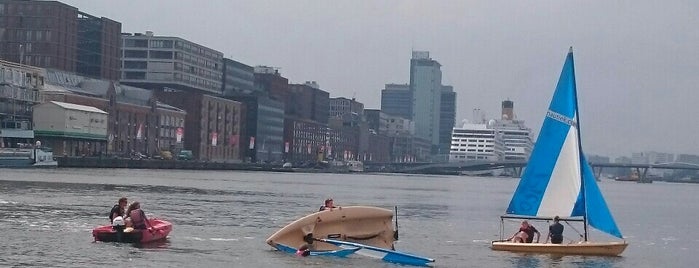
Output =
[{"x1": 569, "y1": 47, "x2": 589, "y2": 242}]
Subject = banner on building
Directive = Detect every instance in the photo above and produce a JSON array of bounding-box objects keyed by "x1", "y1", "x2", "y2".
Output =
[
  {"x1": 284, "y1": 142, "x2": 289, "y2": 153},
  {"x1": 249, "y1": 137, "x2": 255, "y2": 149},
  {"x1": 307, "y1": 144, "x2": 312, "y2": 154},
  {"x1": 230, "y1": 134, "x2": 238, "y2": 146},
  {"x1": 136, "y1": 123, "x2": 143, "y2": 140},
  {"x1": 211, "y1": 132, "x2": 218, "y2": 146},
  {"x1": 176, "y1": 128, "x2": 183, "y2": 143},
  {"x1": 327, "y1": 146, "x2": 332, "y2": 157}
]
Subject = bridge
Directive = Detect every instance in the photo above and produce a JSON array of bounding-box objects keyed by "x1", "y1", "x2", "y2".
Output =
[{"x1": 364, "y1": 160, "x2": 699, "y2": 182}]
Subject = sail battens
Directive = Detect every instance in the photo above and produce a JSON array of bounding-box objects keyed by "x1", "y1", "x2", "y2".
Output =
[{"x1": 504, "y1": 50, "x2": 623, "y2": 239}]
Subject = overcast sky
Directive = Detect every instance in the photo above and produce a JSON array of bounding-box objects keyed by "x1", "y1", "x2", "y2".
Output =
[{"x1": 62, "y1": 0, "x2": 698, "y2": 158}]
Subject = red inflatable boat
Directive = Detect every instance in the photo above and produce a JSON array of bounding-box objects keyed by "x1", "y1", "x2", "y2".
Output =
[{"x1": 93, "y1": 219, "x2": 172, "y2": 243}]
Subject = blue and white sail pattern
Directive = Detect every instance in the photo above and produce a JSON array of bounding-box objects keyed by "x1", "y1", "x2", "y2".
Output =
[{"x1": 506, "y1": 49, "x2": 623, "y2": 238}]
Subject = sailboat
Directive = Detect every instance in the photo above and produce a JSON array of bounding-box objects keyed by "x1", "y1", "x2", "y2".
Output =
[{"x1": 491, "y1": 48, "x2": 628, "y2": 256}]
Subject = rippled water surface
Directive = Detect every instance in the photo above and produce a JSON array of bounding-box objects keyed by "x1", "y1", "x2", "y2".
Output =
[{"x1": 0, "y1": 168, "x2": 697, "y2": 267}]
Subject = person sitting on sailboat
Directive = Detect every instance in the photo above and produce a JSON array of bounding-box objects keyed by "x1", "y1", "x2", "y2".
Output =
[
  {"x1": 508, "y1": 220, "x2": 540, "y2": 243},
  {"x1": 546, "y1": 216, "x2": 565, "y2": 244}
]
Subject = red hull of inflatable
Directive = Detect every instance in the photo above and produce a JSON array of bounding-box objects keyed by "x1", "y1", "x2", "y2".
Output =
[{"x1": 93, "y1": 219, "x2": 172, "y2": 243}]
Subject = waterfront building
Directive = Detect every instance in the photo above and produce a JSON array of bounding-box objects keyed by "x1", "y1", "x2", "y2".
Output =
[
  {"x1": 438, "y1": 85, "x2": 456, "y2": 160},
  {"x1": 364, "y1": 109, "x2": 414, "y2": 137},
  {"x1": 156, "y1": 91, "x2": 241, "y2": 162},
  {"x1": 42, "y1": 70, "x2": 186, "y2": 157},
  {"x1": 328, "y1": 97, "x2": 368, "y2": 161},
  {"x1": 366, "y1": 131, "x2": 391, "y2": 162},
  {"x1": 222, "y1": 58, "x2": 256, "y2": 96},
  {"x1": 254, "y1": 66, "x2": 289, "y2": 103},
  {"x1": 0, "y1": 0, "x2": 121, "y2": 80},
  {"x1": 229, "y1": 95, "x2": 284, "y2": 163},
  {"x1": 409, "y1": 51, "x2": 442, "y2": 150},
  {"x1": 0, "y1": 59, "x2": 43, "y2": 148},
  {"x1": 329, "y1": 97, "x2": 364, "y2": 122},
  {"x1": 120, "y1": 31, "x2": 223, "y2": 95},
  {"x1": 449, "y1": 121, "x2": 505, "y2": 162},
  {"x1": 32, "y1": 101, "x2": 107, "y2": 156},
  {"x1": 288, "y1": 82, "x2": 329, "y2": 124},
  {"x1": 391, "y1": 135, "x2": 431, "y2": 162},
  {"x1": 364, "y1": 109, "x2": 385, "y2": 134},
  {"x1": 676, "y1": 154, "x2": 699, "y2": 164},
  {"x1": 284, "y1": 118, "x2": 327, "y2": 163},
  {"x1": 380, "y1": 83, "x2": 411, "y2": 119}
]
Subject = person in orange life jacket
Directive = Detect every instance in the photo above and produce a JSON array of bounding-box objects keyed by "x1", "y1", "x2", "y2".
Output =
[
  {"x1": 125, "y1": 201, "x2": 151, "y2": 231},
  {"x1": 109, "y1": 197, "x2": 128, "y2": 223}
]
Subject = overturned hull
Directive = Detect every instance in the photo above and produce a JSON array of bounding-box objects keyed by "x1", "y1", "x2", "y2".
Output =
[{"x1": 266, "y1": 206, "x2": 395, "y2": 251}]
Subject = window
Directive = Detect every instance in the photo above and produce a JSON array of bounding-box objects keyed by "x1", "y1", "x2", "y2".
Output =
[
  {"x1": 124, "y1": 72, "x2": 145, "y2": 80},
  {"x1": 124, "y1": 39, "x2": 148, "y2": 47},
  {"x1": 123, "y1": 50, "x2": 147, "y2": 58},
  {"x1": 150, "y1": 40, "x2": 173, "y2": 48},
  {"x1": 0, "y1": 3, "x2": 4, "y2": 15},
  {"x1": 150, "y1": 50, "x2": 173, "y2": 59},
  {"x1": 123, "y1": 61, "x2": 147, "y2": 69}
]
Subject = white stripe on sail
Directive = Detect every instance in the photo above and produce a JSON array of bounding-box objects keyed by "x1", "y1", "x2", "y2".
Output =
[{"x1": 537, "y1": 126, "x2": 582, "y2": 217}]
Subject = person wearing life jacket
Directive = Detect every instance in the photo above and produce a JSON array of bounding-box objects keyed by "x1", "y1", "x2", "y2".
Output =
[
  {"x1": 109, "y1": 197, "x2": 128, "y2": 223},
  {"x1": 125, "y1": 201, "x2": 150, "y2": 230},
  {"x1": 319, "y1": 198, "x2": 337, "y2": 211}
]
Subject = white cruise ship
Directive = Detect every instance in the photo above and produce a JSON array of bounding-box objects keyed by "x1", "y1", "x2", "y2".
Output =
[
  {"x1": 491, "y1": 119, "x2": 533, "y2": 161},
  {"x1": 449, "y1": 120, "x2": 505, "y2": 162}
]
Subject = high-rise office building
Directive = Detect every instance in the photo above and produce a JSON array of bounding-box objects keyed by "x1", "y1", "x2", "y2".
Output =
[
  {"x1": 222, "y1": 58, "x2": 255, "y2": 96},
  {"x1": 380, "y1": 83, "x2": 411, "y2": 119},
  {"x1": 439, "y1": 85, "x2": 456, "y2": 157},
  {"x1": 120, "y1": 31, "x2": 223, "y2": 94},
  {"x1": 409, "y1": 51, "x2": 442, "y2": 150},
  {"x1": 0, "y1": 0, "x2": 121, "y2": 80}
]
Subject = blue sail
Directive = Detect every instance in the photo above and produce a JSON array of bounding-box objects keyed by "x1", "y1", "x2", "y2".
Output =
[
  {"x1": 581, "y1": 154, "x2": 623, "y2": 238},
  {"x1": 506, "y1": 49, "x2": 622, "y2": 239}
]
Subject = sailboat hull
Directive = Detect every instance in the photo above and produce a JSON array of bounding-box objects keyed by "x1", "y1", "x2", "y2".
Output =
[{"x1": 491, "y1": 241, "x2": 627, "y2": 256}]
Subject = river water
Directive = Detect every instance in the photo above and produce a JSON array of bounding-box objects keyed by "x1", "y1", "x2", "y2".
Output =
[{"x1": 0, "y1": 168, "x2": 696, "y2": 267}]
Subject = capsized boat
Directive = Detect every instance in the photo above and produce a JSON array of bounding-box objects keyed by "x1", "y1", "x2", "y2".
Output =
[
  {"x1": 267, "y1": 206, "x2": 435, "y2": 265},
  {"x1": 93, "y1": 219, "x2": 172, "y2": 243},
  {"x1": 491, "y1": 48, "x2": 628, "y2": 256},
  {"x1": 266, "y1": 206, "x2": 397, "y2": 252}
]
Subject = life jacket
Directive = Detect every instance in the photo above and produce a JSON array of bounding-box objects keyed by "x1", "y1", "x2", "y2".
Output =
[
  {"x1": 130, "y1": 209, "x2": 146, "y2": 228},
  {"x1": 109, "y1": 204, "x2": 121, "y2": 221}
]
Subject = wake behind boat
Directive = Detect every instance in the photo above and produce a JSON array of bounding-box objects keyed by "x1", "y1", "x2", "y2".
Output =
[{"x1": 491, "y1": 48, "x2": 628, "y2": 256}]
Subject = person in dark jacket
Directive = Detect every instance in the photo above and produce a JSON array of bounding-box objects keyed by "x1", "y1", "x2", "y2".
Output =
[
  {"x1": 319, "y1": 198, "x2": 337, "y2": 211},
  {"x1": 546, "y1": 216, "x2": 565, "y2": 244},
  {"x1": 109, "y1": 197, "x2": 128, "y2": 223}
]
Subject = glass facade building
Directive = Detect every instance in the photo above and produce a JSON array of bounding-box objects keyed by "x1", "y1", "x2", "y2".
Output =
[{"x1": 120, "y1": 32, "x2": 223, "y2": 94}]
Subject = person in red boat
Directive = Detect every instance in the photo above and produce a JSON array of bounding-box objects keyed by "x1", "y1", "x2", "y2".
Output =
[
  {"x1": 125, "y1": 201, "x2": 151, "y2": 230},
  {"x1": 109, "y1": 197, "x2": 127, "y2": 223}
]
